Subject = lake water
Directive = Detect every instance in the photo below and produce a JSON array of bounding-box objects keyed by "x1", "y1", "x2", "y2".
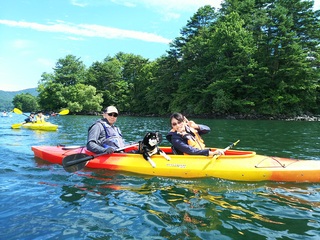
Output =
[{"x1": 1, "y1": 114, "x2": 319, "y2": 239}]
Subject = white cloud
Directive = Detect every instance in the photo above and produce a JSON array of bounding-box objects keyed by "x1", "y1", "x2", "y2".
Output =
[
  {"x1": 66, "y1": 36, "x2": 84, "y2": 41},
  {"x1": 12, "y1": 39, "x2": 32, "y2": 49},
  {"x1": 111, "y1": 0, "x2": 220, "y2": 11},
  {"x1": 10, "y1": 39, "x2": 34, "y2": 56},
  {"x1": 0, "y1": 20, "x2": 171, "y2": 44},
  {"x1": 37, "y1": 58, "x2": 55, "y2": 68},
  {"x1": 70, "y1": 0, "x2": 88, "y2": 7},
  {"x1": 76, "y1": 0, "x2": 221, "y2": 21},
  {"x1": 110, "y1": 0, "x2": 222, "y2": 21},
  {"x1": 111, "y1": 0, "x2": 136, "y2": 7}
]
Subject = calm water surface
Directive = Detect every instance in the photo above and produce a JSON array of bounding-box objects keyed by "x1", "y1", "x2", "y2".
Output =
[{"x1": 0, "y1": 114, "x2": 319, "y2": 239}]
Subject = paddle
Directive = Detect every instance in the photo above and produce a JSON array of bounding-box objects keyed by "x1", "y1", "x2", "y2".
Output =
[
  {"x1": 11, "y1": 108, "x2": 69, "y2": 129},
  {"x1": 202, "y1": 140, "x2": 240, "y2": 170},
  {"x1": 13, "y1": 108, "x2": 69, "y2": 116},
  {"x1": 62, "y1": 143, "x2": 139, "y2": 173},
  {"x1": 57, "y1": 109, "x2": 69, "y2": 115},
  {"x1": 13, "y1": 108, "x2": 29, "y2": 117},
  {"x1": 213, "y1": 140, "x2": 240, "y2": 160},
  {"x1": 11, "y1": 122, "x2": 26, "y2": 129}
]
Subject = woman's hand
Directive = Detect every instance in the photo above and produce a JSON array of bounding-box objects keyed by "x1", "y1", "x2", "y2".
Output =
[
  {"x1": 184, "y1": 116, "x2": 199, "y2": 129},
  {"x1": 208, "y1": 149, "x2": 225, "y2": 157}
]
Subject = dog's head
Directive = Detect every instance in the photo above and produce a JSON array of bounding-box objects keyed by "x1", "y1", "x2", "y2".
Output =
[{"x1": 142, "y1": 131, "x2": 163, "y2": 147}]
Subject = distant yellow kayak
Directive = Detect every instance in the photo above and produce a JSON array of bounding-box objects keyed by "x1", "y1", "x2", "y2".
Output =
[{"x1": 11, "y1": 122, "x2": 58, "y2": 131}]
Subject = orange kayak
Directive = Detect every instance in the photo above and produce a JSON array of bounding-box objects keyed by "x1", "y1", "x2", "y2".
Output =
[{"x1": 31, "y1": 145, "x2": 320, "y2": 182}]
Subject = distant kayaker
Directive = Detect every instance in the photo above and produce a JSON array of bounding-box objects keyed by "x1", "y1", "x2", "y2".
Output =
[
  {"x1": 87, "y1": 105, "x2": 125, "y2": 154},
  {"x1": 166, "y1": 112, "x2": 224, "y2": 157},
  {"x1": 25, "y1": 112, "x2": 35, "y2": 123},
  {"x1": 36, "y1": 110, "x2": 49, "y2": 123}
]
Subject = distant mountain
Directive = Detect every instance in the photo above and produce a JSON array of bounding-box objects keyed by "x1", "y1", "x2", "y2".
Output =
[{"x1": 0, "y1": 88, "x2": 38, "y2": 111}]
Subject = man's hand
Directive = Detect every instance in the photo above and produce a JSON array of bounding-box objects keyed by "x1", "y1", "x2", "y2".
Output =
[{"x1": 104, "y1": 147, "x2": 115, "y2": 154}]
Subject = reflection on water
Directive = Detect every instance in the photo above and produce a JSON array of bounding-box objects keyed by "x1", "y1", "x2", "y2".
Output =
[{"x1": 53, "y1": 168, "x2": 320, "y2": 239}]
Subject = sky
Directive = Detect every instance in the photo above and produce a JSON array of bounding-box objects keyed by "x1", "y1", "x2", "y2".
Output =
[{"x1": 1, "y1": 0, "x2": 319, "y2": 92}]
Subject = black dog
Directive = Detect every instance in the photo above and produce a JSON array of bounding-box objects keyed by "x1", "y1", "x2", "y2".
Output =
[{"x1": 139, "y1": 131, "x2": 171, "y2": 168}]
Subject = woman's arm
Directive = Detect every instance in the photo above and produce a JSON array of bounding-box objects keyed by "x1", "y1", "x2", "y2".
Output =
[{"x1": 171, "y1": 134, "x2": 210, "y2": 156}]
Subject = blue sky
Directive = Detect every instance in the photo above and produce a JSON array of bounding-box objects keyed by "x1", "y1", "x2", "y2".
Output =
[{"x1": 1, "y1": 0, "x2": 319, "y2": 91}]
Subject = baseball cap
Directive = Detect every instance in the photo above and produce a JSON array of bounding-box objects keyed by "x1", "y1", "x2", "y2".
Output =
[{"x1": 104, "y1": 106, "x2": 118, "y2": 114}]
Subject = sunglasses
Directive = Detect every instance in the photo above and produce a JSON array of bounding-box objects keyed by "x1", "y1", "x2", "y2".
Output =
[
  {"x1": 171, "y1": 120, "x2": 183, "y2": 126},
  {"x1": 107, "y1": 113, "x2": 118, "y2": 117}
]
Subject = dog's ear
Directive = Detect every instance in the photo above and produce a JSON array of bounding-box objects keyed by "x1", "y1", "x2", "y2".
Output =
[
  {"x1": 143, "y1": 132, "x2": 151, "y2": 143},
  {"x1": 144, "y1": 132, "x2": 151, "y2": 138},
  {"x1": 155, "y1": 131, "x2": 163, "y2": 144},
  {"x1": 138, "y1": 141, "x2": 144, "y2": 153}
]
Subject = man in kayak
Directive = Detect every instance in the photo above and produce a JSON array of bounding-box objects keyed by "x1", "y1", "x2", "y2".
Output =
[
  {"x1": 166, "y1": 112, "x2": 224, "y2": 157},
  {"x1": 25, "y1": 112, "x2": 35, "y2": 123},
  {"x1": 87, "y1": 105, "x2": 125, "y2": 154}
]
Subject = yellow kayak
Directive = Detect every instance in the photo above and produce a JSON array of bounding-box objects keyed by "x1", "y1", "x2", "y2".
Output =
[
  {"x1": 12, "y1": 122, "x2": 58, "y2": 131},
  {"x1": 31, "y1": 145, "x2": 320, "y2": 182}
]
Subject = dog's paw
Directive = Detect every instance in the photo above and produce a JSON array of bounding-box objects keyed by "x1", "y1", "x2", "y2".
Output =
[{"x1": 147, "y1": 157, "x2": 156, "y2": 168}]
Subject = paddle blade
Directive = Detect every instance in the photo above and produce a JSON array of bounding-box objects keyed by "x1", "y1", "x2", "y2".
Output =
[
  {"x1": 233, "y1": 140, "x2": 240, "y2": 147},
  {"x1": 11, "y1": 123, "x2": 23, "y2": 129},
  {"x1": 62, "y1": 153, "x2": 90, "y2": 172},
  {"x1": 13, "y1": 108, "x2": 23, "y2": 114},
  {"x1": 59, "y1": 109, "x2": 69, "y2": 115}
]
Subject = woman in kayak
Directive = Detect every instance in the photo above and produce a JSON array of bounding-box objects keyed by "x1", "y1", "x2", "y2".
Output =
[
  {"x1": 36, "y1": 110, "x2": 49, "y2": 123},
  {"x1": 166, "y1": 112, "x2": 224, "y2": 157},
  {"x1": 87, "y1": 105, "x2": 125, "y2": 154}
]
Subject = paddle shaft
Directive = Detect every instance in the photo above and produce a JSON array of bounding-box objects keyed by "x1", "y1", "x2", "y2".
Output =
[
  {"x1": 13, "y1": 108, "x2": 69, "y2": 116},
  {"x1": 213, "y1": 140, "x2": 240, "y2": 160},
  {"x1": 202, "y1": 140, "x2": 240, "y2": 170},
  {"x1": 64, "y1": 143, "x2": 139, "y2": 167}
]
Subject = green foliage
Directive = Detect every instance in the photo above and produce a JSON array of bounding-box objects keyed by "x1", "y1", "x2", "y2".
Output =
[
  {"x1": 0, "y1": 88, "x2": 37, "y2": 111},
  {"x1": 62, "y1": 84, "x2": 104, "y2": 113},
  {"x1": 31, "y1": 0, "x2": 319, "y2": 117},
  {"x1": 12, "y1": 93, "x2": 39, "y2": 112},
  {"x1": 53, "y1": 55, "x2": 87, "y2": 86},
  {"x1": 37, "y1": 55, "x2": 104, "y2": 114}
]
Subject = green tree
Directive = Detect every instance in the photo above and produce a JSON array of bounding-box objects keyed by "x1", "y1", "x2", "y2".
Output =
[
  {"x1": 53, "y1": 54, "x2": 87, "y2": 86},
  {"x1": 62, "y1": 84, "x2": 104, "y2": 113},
  {"x1": 166, "y1": 6, "x2": 220, "y2": 114},
  {"x1": 147, "y1": 56, "x2": 180, "y2": 114},
  {"x1": 115, "y1": 52, "x2": 150, "y2": 113},
  {"x1": 37, "y1": 73, "x2": 66, "y2": 111},
  {"x1": 159, "y1": 0, "x2": 319, "y2": 116},
  {"x1": 220, "y1": 0, "x2": 320, "y2": 115},
  {"x1": 205, "y1": 11, "x2": 257, "y2": 114},
  {"x1": 38, "y1": 55, "x2": 104, "y2": 113},
  {"x1": 86, "y1": 55, "x2": 130, "y2": 110},
  {"x1": 12, "y1": 93, "x2": 39, "y2": 112}
]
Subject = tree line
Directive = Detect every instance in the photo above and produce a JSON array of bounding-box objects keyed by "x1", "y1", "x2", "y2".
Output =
[{"x1": 14, "y1": 0, "x2": 320, "y2": 118}]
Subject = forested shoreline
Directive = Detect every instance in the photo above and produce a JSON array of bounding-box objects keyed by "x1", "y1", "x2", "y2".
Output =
[{"x1": 14, "y1": 0, "x2": 320, "y2": 119}]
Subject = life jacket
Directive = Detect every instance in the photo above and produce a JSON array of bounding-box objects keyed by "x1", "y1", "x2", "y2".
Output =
[
  {"x1": 184, "y1": 125, "x2": 205, "y2": 150},
  {"x1": 99, "y1": 120, "x2": 125, "y2": 149},
  {"x1": 36, "y1": 115, "x2": 46, "y2": 123},
  {"x1": 169, "y1": 126, "x2": 205, "y2": 155}
]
